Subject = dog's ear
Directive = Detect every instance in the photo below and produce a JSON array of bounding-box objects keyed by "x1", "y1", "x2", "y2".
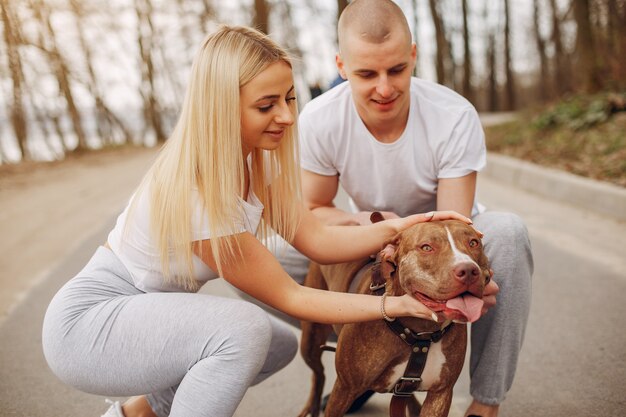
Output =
[
  {"x1": 371, "y1": 258, "x2": 396, "y2": 289},
  {"x1": 379, "y1": 235, "x2": 401, "y2": 280},
  {"x1": 380, "y1": 233, "x2": 401, "y2": 264},
  {"x1": 370, "y1": 211, "x2": 385, "y2": 223}
]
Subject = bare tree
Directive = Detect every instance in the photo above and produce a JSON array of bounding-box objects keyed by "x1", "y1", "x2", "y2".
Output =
[
  {"x1": 573, "y1": 0, "x2": 602, "y2": 92},
  {"x1": 69, "y1": 0, "x2": 131, "y2": 145},
  {"x1": 253, "y1": 0, "x2": 270, "y2": 34},
  {"x1": 135, "y1": 0, "x2": 166, "y2": 143},
  {"x1": 1, "y1": 1, "x2": 29, "y2": 160},
  {"x1": 30, "y1": 0, "x2": 88, "y2": 152},
  {"x1": 503, "y1": 0, "x2": 515, "y2": 110},
  {"x1": 429, "y1": 0, "x2": 453, "y2": 87},
  {"x1": 549, "y1": 0, "x2": 570, "y2": 95},
  {"x1": 198, "y1": 0, "x2": 215, "y2": 31},
  {"x1": 337, "y1": 0, "x2": 348, "y2": 20},
  {"x1": 599, "y1": 0, "x2": 626, "y2": 89},
  {"x1": 608, "y1": 0, "x2": 626, "y2": 89},
  {"x1": 483, "y1": 1, "x2": 499, "y2": 112},
  {"x1": 533, "y1": 0, "x2": 550, "y2": 101},
  {"x1": 407, "y1": 0, "x2": 420, "y2": 77},
  {"x1": 461, "y1": 0, "x2": 474, "y2": 104},
  {"x1": 486, "y1": 32, "x2": 498, "y2": 111}
]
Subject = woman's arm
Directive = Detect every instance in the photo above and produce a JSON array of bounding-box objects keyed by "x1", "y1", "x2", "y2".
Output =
[
  {"x1": 291, "y1": 204, "x2": 472, "y2": 265},
  {"x1": 193, "y1": 233, "x2": 436, "y2": 324}
]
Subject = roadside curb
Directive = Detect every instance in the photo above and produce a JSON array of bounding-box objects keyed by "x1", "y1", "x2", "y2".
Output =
[{"x1": 483, "y1": 153, "x2": 626, "y2": 222}]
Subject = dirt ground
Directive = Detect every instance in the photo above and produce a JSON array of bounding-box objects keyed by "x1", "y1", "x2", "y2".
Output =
[{"x1": 0, "y1": 146, "x2": 159, "y2": 324}]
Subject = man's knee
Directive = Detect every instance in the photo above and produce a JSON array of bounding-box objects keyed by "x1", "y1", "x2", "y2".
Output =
[
  {"x1": 473, "y1": 211, "x2": 534, "y2": 278},
  {"x1": 475, "y1": 212, "x2": 530, "y2": 250}
]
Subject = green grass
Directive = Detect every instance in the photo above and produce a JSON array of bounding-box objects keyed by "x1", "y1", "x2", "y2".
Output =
[{"x1": 485, "y1": 92, "x2": 626, "y2": 187}]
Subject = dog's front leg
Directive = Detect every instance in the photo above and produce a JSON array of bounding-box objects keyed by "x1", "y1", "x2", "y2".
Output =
[
  {"x1": 419, "y1": 388, "x2": 454, "y2": 417},
  {"x1": 297, "y1": 321, "x2": 334, "y2": 417},
  {"x1": 324, "y1": 378, "x2": 363, "y2": 417}
]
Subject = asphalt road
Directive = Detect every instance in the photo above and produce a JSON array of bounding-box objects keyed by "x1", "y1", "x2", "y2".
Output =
[{"x1": 1, "y1": 170, "x2": 625, "y2": 416}]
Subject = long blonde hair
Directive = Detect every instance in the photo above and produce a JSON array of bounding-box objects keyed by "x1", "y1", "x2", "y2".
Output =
[{"x1": 133, "y1": 25, "x2": 301, "y2": 290}]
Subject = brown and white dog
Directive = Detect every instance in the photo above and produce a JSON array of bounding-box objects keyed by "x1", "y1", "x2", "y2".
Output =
[{"x1": 298, "y1": 218, "x2": 491, "y2": 417}]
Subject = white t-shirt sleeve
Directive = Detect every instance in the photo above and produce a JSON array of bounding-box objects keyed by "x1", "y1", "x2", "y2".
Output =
[
  {"x1": 437, "y1": 107, "x2": 486, "y2": 179},
  {"x1": 190, "y1": 192, "x2": 247, "y2": 241},
  {"x1": 299, "y1": 110, "x2": 338, "y2": 176}
]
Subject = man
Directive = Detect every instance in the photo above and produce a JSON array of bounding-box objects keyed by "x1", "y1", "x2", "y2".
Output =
[{"x1": 285, "y1": 1, "x2": 533, "y2": 416}]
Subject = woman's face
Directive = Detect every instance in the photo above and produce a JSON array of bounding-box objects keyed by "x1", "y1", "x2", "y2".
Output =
[{"x1": 240, "y1": 61, "x2": 296, "y2": 156}]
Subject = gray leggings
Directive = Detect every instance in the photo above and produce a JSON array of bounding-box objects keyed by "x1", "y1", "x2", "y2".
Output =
[{"x1": 42, "y1": 246, "x2": 298, "y2": 417}]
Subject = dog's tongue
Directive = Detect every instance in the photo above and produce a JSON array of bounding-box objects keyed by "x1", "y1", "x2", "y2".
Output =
[{"x1": 446, "y1": 294, "x2": 484, "y2": 322}]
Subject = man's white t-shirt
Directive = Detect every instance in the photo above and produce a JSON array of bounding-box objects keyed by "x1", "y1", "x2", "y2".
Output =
[
  {"x1": 107, "y1": 180, "x2": 264, "y2": 293},
  {"x1": 299, "y1": 78, "x2": 486, "y2": 217}
]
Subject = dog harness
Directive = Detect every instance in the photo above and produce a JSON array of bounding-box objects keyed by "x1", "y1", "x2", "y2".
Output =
[{"x1": 370, "y1": 260, "x2": 453, "y2": 417}]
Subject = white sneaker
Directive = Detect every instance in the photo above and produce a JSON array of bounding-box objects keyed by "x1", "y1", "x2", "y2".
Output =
[{"x1": 101, "y1": 399, "x2": 125, "y2": 417}]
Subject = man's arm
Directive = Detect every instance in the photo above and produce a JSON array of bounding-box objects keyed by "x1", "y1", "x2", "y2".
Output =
[
  {"x1": 436, "y1": 172, "x2": 477, "y2": 218},
  {"x1": 302, "y1": 169, "x2": 400, "y2": 225},
  {"x1": 301, "y1": 169, "x2": 359, "y2": 225}
]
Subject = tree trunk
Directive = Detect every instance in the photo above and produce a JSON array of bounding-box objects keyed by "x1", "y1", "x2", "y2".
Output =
[
  {"x1": 549, "y1": 0, "x2": 570, "y2": 95},
  {"x1": 1, "y1": 2, "x2": 29, "y2": 160},
  {"x1": 198, "y1": 0, "x2": 214, "y2": 31},
  {"x1": 253, "y1": 0, "x2": 270, "y2": 34},
  {"x1": 429, "y1": 0, "x2": 451, "y2": 86},
  {"x1": 336, "y1": 0, "x2": 349, "y2": 46},
  {"x1": 411, "y1": 0, "x2": 420, "y2": 77},
  {"x1": 337, "y1": 0, "x2": 348, "y2": 22},
  {"x1": 533, "y1": 0, "x2": 550, "y2": 101},
  {"x1": 31, "y1": 0, "x2": 88, "y2": 151},
  {"x1": 135, "y1": 0, "x2": 166, "y2": 143},
  {"x1": 613, "y1": 0, "x2": 626, "y2": 87},
  {"x1": 503, "y1": 0, "x2": 516, "y2": 110},
  {"x1": 487, "y1": 33, "x2": 498, "y2": 112},
  {"x1": 69, "y1": 0, "x2": 131, "y2": 145},
  {"x1": 461, "y1": 0, "x2": 474, "y2": 104},
  {"x1": 573, "y1": 0, "x2": 602, "y2": 92}
]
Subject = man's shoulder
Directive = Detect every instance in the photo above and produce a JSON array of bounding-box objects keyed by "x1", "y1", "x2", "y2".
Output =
[
  {"x1": 411, "y1": 78, "x2": 476, "y2": 116},
  {"x1": 300, "y1": 82, "x2": 352, "y2": 123}
]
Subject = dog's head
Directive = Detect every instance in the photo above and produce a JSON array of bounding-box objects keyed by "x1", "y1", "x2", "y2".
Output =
[{"x1": 377, "y1": 218, "x2": 491, "y2": 323}]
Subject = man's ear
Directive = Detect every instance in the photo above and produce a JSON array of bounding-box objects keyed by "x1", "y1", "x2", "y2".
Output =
[
  {"x1": 336, "y1": 54, "x2": 347, "y2": 80},
  {"x1": 410, "y1": 43, "x2": 417, "y2": 72}
]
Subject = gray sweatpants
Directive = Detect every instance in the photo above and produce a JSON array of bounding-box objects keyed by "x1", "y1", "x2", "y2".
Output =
[
  {"x1": 42, "y1": 246, "x2": 298, "y2": 417},
  {"x1": 271, "y1": 211, "x2": 533, "y2": 405}
]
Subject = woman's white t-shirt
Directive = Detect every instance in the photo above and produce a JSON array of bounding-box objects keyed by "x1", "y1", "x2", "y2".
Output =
[{"x1": 107, "y1": 181, "x2": 263, "y2": 293}]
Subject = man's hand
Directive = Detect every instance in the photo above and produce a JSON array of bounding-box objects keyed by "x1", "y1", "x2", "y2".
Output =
[{"x1": 481, "y1": 273, "x2": 499, "y2": 315}]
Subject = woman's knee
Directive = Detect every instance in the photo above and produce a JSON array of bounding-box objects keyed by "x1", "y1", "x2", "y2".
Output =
[
  {"x1": 211, "y1": 302, "x2": 274, "y2": 365},
  {"x1": 268, "y1": 318, "x2": 298, "y2": 367}
]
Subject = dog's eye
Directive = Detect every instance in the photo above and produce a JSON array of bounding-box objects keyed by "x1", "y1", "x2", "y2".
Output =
[
  {"x1": 469, "y1": 239, "x2": 480, "y2": 248},
  {"x1": 420, "y1": 244, "x2": 433, "y2": 252}
]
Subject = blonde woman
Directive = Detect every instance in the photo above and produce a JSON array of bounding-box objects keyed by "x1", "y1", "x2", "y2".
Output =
[{"x1": 42, "y1": 25, "x2": 471, "y2": 417}]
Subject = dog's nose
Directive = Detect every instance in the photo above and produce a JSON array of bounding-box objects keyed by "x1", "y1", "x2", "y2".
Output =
[{"x1": 453, "y1": 262, "x2": 480, "y2": 284}]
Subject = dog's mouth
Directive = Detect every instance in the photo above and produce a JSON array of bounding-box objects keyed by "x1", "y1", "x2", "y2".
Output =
[{"x1": 412, "y1": 290, "x2": 484, "y2": 323}]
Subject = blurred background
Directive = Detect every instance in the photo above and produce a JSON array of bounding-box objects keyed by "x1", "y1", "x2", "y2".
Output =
[{"x1": 0, "y1": 0, "x2": 625, "y2": 186}]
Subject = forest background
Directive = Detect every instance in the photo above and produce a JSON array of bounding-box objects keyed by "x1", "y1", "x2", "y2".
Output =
[{"x1": 0, "y1": 0, "x2": 625, "y2": 186}]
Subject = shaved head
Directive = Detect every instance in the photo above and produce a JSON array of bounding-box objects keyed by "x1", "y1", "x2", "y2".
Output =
[{"x1": 338, "y1": 0, "x2": 412, "y2": 54}]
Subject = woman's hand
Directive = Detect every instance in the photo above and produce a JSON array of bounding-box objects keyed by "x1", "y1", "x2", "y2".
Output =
[
  {"x1": 386, "y1": 294, "x2": 440, "y2": 322},
  {"x1": 387, "y1": 210, "x2": 474, "y2": 235}
]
